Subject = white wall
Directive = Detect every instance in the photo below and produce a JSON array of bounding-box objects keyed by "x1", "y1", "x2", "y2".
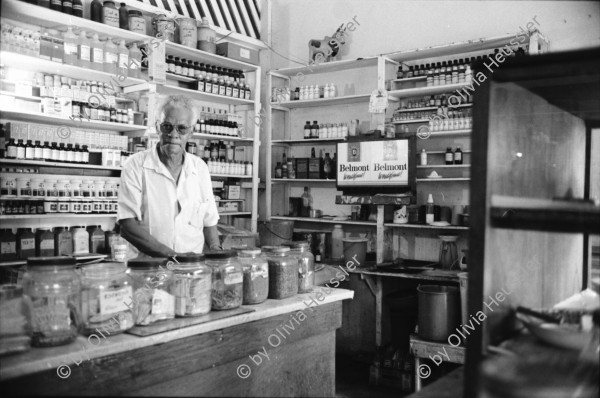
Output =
[{"x1": 268, "y1": 0, "x2": 600, "y2": 69}]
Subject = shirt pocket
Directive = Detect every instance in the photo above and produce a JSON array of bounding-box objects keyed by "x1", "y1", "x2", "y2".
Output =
[{"x1": 189, "y1": 199, "x2": 210, "y2": 229}]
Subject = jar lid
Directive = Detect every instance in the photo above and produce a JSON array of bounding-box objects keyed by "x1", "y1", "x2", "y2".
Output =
[
  {"x1": 173, "y1": 254, "x2": 205, "y2": 263},
  {"x1": 271, "y1": 247, "x2": 290, "y2": 253},
  {"x1": 204, "y1": 250, "x2": 236, "y2": 259},
  {"x1": 260, "y1": 245, "x2": 282, "y2": 253},
  {"x1": 128, "y1": 10, "x2": 142, "y2": 16},
  {"x1": 27, "y1": 256, "x2": 76, "y2": 266},
  {"x1": 239, "y1": 249, "x2": 261, "y2": 256},
  {"x1": 81, "y1": 262, "x2": 127, "y2": 276},
  {"x1": 290, "y1": 241, "x2": 309, "y2": 248},
  {"x1": 127, "y1": 258, "x2": 168, "y2": 269}
]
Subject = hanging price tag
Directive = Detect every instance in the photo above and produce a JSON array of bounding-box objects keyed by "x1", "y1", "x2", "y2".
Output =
[{"x1": 369, "y1": 90, "x2": 389, "y2": 114}]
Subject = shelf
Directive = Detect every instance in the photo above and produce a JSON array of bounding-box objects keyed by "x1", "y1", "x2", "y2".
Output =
[
  {"x1": 270, "y1": 57, "x2": 380, "y2": 77},
  {"x1": 0, "y1": 91, "x2": 42, "y2": 102},
  {"x1": 394, "y1": 103, "x2": 472, "y2": 113},
  {"x1": 0, "y1": 213, "x2": 117, "y2": 220},
  {"x1": 211, "y1": 174, "x2": 252, "y2": 179},
  {"x1": 417, "y1": 178, "x2": 470, "y2": 182},
  {"x1": 271, "y1": 216, "x2": 376, "y2": 227},
  {"x1": 165, "y1": 73, "x2": 197, "y2": 83},
  {"x1": 270, "y1": 104, "x2": 291, "y2": 112},
  {"x1": 0, "y1": 52, "x2": 145, "y2": 87},
  {"x1": 219, "y1": 212, "x2": 251, "y2": 216},
  {"x1": 417, "y1": 164, "x2": 470, "y2": 168},
  {"x1": 165, "y1": 41, "x2": 259, "y2": 72},
  {"x1": 0, "y1": 260, "x2": 26, "y2": 268},
  {"x1": 272, "y1": 138, "x2": 343, "y2": 145},
  {"x1": 490, "y1": 195, "x2": 600, "y2": 234},
  {"x1": 391, "y1": 76, "x2": 427, "y2": 83},
  {"x1": 388, "y1": 83, "x2": 470, "y2": 99},
  {"x1": 416, "y1": 150, "x2": 471, "y2": 155},
  {"x1": 384, "y1": 223, "x2": 468, "y2": 231},
  {"x1": 0, "y1": 158, "x2": 121, "y2": 171},
  {"x1": 392, "y1": 118, "x2": 429, "y2": 125},
  {"x1": 217, "y1": 199, "x2": 244, "y2": 202},
  {"x1": 155, "y1": 84, "x2": 254, "y2": 106},
  {"x1": 272, "y1": 178, "x2": 337, "y2": 183},
  {"x1": 277, "y1": 94, "x2": 372, "y2": 109},
  {"x1": 425, "y1": 130, "x2": 472, "y2": 137},
  {"x1": 192, "y1": 133, "x2": 254, "y2": 143}
]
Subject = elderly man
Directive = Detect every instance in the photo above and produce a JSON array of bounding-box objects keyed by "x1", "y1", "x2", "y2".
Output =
[{"x1": 118, "y1": 95, "x2": 221, "y2": 257}]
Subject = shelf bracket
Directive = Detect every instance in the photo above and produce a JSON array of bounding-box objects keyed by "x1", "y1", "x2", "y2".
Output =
[{"x1": 360, "y1": 274, "x2": 377, "y2": 297}]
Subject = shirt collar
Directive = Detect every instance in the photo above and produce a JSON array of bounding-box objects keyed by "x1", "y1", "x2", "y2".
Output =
[{"x1": 143, "y1": 144, "x2": 197, "y2": 177}]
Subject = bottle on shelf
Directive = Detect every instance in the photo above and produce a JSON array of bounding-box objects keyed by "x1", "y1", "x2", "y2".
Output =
[
  {"x1": 323, "y1": 153, "x2": 332, "y2": 179},
  {"x1": 331, "y1": 224, "x2": 344, "y2": 260},
  {"x1": 454, "y1": 146, "x2": 463, "y2": 165},
  {"x1": 425, "y1": 194, "x2": 435, "y2": 224},
  {"x1": 281, "y1": 152, "x2": 288, "y2": 178},
  {"x1": 304, "y1": 121, "x2": 311, "y2": 139},
  {"x1": 119, "y1": 2, "x2": 128, "y2": 29},
  {"x1": 311, "y1": 121, "x2": 319, "y2": 139},
  {"x1": 332, "y1": 152, "x2": 337, "y2": 179},
  {"x1": 445, "y1": 147, "x2": 453, "y2": 165},
  {"x1": 90, "y1": 33, "x2": 104, "y2": 72},
  {"x1": 62, "y1": 0, "x2": 73, "y2": 15},
  {"x1": 117, "y1": 39, "x2": 129, "y2": 78},
  {"x1": 301, "y1": 187, "x2": 313, "y2": 217},
  {"x1": 63, "y1": 26, "x2": 78, "y2": 66},
  {"x1": 72, "y1": 0, "x2": 83, "y2": 17},
  {"x1": 102, "y1": 1, "x2": 120, "y2": 28},
  {"x1": 420, "y1": 148, "x2": 427, "y2": 166},
  {"x1": 275, "y1": 161, "x2": 282, "y2": 178},
  {"x1": 90, "y1": 0, "x2": 102, "y2": 22},
  {"x1": 318, "y1": 149, "x2": 325, "y2": 179},
  {"x1": 25, "y1": 140, "x2": 35, "y2": 160},
  {"x1": 6, "y1": 138, "x2": 17, "y2": 159},
  {"x1": 128, "y1": 42, "x2": 142, "y2": 78},
  {"x1": 50, "y1": 0, "x2": 62, "y2": 12},
  {"x1": 77, "y1": 30, "x2": 91, "y2": 69},
  {"x1": 287, "y1": 155, "x2": 295, "y2": 179},
  {"x1": 103, "y1": 37, "x2": 118, "y2": 74}
]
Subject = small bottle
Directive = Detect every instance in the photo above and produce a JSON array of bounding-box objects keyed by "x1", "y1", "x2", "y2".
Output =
[
  {"x1": 275, "y1": 162, "x2": 282, "y2": 178},
  {"x1": 311, "y1": 121, "x2": 319, "y2": 139},
  {"x1": 301, "y1": 187, "x2": 313, "y2": 217},
  {"x1": 90, "y1": 0, "x2": 103, "y2": 22},
  {"x1": 62, "y1": 0, "x2": 73, "y2": 15},
  {"x1": 50, "y1": 0, "x2": 62, "y2": 11},
  {"x1": 454, "y1": 146, "x2": 463, "y2": 165},
  {"x1": 42, "y1": 141, "x2": 51, "y2": 160},
  {"x1": 51, "y1": 142, "x2": 59, "y2": 161},
  {"x1": 281, "y1": 153, "x2": 288, "y2": 178},
  {"x1": 119, "y1": 2, "x2": 128, "y2": 29},
  {"x1": 72, "y1": 0, "x2": 83, "y2": 17},
  {"x1": 445, "y1": 147, "x2": 453, "y2": 165},
  {"x1": 82, "y1": 145, "x2": 90, "y2": 164},
  {"x1": 425, "y1": 194, "x2": 435, "y2": 224},
  {"x1": 6, "y1": 138, "x2": 17, "y2": 159},
  {"x1": 25, "y1": 140, "x2": 35, "y2": 160},
  {"x1": 34, "y1": 140, "x2": 43, "y2": 160},
  {"x1": 323, "y1": 153, "x2": 332, "y2": 179},
  {"x1": 420, "y1": 148, "x2": 427, "y2": 166},
  {"x1": 287, "y1": 156, "x2": 295, "y2": 179},
  {"x1": 304, "y1": 121, "x2": 311, "y2": 139}
]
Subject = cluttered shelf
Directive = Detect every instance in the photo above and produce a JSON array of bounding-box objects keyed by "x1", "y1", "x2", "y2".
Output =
[{"x1": 322, "y1": 261, "x2": 461, "y2": 283}]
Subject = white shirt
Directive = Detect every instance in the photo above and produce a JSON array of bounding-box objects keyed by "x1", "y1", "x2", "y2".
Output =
[{"x1": 118, "y1": 144, "x2": 219, "y2": 253}]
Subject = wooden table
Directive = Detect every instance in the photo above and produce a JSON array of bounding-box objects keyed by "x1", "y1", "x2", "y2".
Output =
[
  {"x1": 0, "y1": 289, "x2": 353, "y2": 396},
  {"x1": 409, "y1": 334, "x2": 465, "y2": 392}
]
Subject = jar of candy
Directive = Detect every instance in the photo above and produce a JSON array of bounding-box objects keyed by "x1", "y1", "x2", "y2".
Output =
[
  {"x1": 266, "y1": 247, "x2": 298, "y2": 299},
  {"x1": 126, "y1": 258, "x2": 175, "y2": 325},
  {"x1": 22, "y1": 256, "x2": 81, "y2": 347},
  {"x1": 237, "y1": 249, "x2": 269, "y2": 305},
  {"x1": 80, "y1": 262, "x2": 134, "y2": 335},
  {"x1": 0, "y1": 284, "x2": 33, "y2": 356},
  {"x1": 290, "y1": 241, "x2": 314, "y2": 293},
  {"x1": 205, "y1": 251, "x2": 243, "y2": 310},
  {"x1": 168, "y1": 254, "x2": 212, "y2": 317}
]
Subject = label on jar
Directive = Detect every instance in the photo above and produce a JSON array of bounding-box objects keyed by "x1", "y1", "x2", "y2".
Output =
[
  {"x1": 20, "y1": 238, "x2": 35, "y2": 251},
  {"x1": 129, "y1": 18, "x2": 146, "y2": 34},
  {"x1": 65, "y1": 42, "x2": 78, "y2": 56},
  {"x1": 151, "y1": 289, "x2": 174, "y2": 315},
  {"x1": 118, "y1": 54, "x2": 129, "y2": 69},
  {"x1": 190, "y1": 276, "x2": 211, "y2": 297},
  {"x1": 100, "y1": 286, "x2": 132, "y2": 315},
  {"x1": 1, "y1": 242, "x2": 16, "y2": 255},
  {"x1": 93, "y1": 48, "x2": 103, "y2": 63},
  {"x1": 224, "y1": 271, "x2": 243, "y2": 285},
  {"x1": 251, "y1": 268, "x2": 268, "y2": 280},
  {"x1": 103, "y1": 8, "x2": 120, "y2": 27},
  {"x1": 105, "y1": 51, "x2": 118, "y2": 65},
  {"x1": 40, "y1": 239, "x2": 54, "y2": 250},
  {"x1": 33, "y1": 304, "x2": 71, "y2": 332}
]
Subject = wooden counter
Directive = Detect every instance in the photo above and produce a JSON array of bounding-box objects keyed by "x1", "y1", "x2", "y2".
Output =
[{"x1": 0, "y1": 288, "x2": 353, "y2": 396}]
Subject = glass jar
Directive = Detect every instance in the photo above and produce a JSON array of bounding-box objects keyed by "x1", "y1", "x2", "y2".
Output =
[
  {"x1": 44, "y1": 178, "x2": 57, "y2": 197},
  {"x1": 205, "y1": 251, "x2": 243, "y2": 310},
  {"x1": 80, "y1": 262, "x2": 134, "y2": 335},
  {"x1": 127, "y1": 10, "x2": 146, "y2": 34},
  {"x1": 290, "y1": 241, "x2": 315, "y2": 293},
  {"x1": 70, "y1": 179, "x2": 82, "y2": 197},
  {"x1": 0, "y1": 284, "x2": 33, "y2": 356},
  {"x1": 168, "y1": 254, "x2": 212, "y2": 317},
  {"x1": 126, "y1": 258, "x2": 175, "y2": 325},
  {"x1": 22, "y1": 256, "x2": 81, "y2": 347},
  {"x1": 237, "y1": 249, "x2": 269, "y2": 305},
  {"x1": 266, "y1": 247, "x2": 298, "y2": 299},
  {"x1": 82, "y1": 179, "x2": 94, "y2": 197}
]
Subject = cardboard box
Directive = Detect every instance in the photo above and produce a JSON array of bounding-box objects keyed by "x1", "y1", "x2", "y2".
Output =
[
  {"x1": 216, "y1": 42, "x2": 259, "y2": 65},
  {"x1": 295, "y1": 158, "x2": 309, "y2": 179}
]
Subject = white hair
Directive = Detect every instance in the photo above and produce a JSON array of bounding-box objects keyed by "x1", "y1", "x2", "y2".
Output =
[{"x1": 158, "y1": 95, "x2": 197, "y2": 124}]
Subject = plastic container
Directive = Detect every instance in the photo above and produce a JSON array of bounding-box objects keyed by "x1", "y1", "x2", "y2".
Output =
[
  {"x1": 128, "y1": 42, "x2": 142, "y2": 79},
  {"x1": 77, "y1": 30, "x2": 91, "y2": 69},
  {"x1": 103, "y1": 37, "x2": 118, "y2": 74},
  {"x1": 290, "y1": 241, "x2": 314, "y2": 293},
  {"x1": 197, "y1": 17, "x2": 216, "y2": 53},
  {"x1": 80, "y1": 262, "x2": 134, "y2": 335},
  {"x1": 237, "y1": 249, "x2": 269, "y2": 305},
  {"x1": 169, "y1": 254, "x2": 212, "y2": 317},
  {"x1": 127, "y1": 258, "x2": 175, "y2": 325},
  {"x1": 0, "y1": 284, "x2": 33, "y2": 356},
  {"x1": 72, "y1": 226, "x2": 89, "y2": 254},
  {"x1": 23, "y1": 256, "x2": 81, "y2": 347},
  {"x1": 117, "y1": 39, "x2": 129, "y2": 78},
  {"x1": 266, "y1": 247, "x2": 298, "y2": 299},
  {"x1": 205, "y1": 251, "x2": 243, "y2": 310},
  {"x1": 63, "y1": 26, "x2": 78, "y2": 65}
]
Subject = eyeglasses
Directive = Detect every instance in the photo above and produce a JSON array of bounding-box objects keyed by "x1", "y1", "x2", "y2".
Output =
[{"x1": 158, "y1": 122, "x2": 193, "y2": 135}]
